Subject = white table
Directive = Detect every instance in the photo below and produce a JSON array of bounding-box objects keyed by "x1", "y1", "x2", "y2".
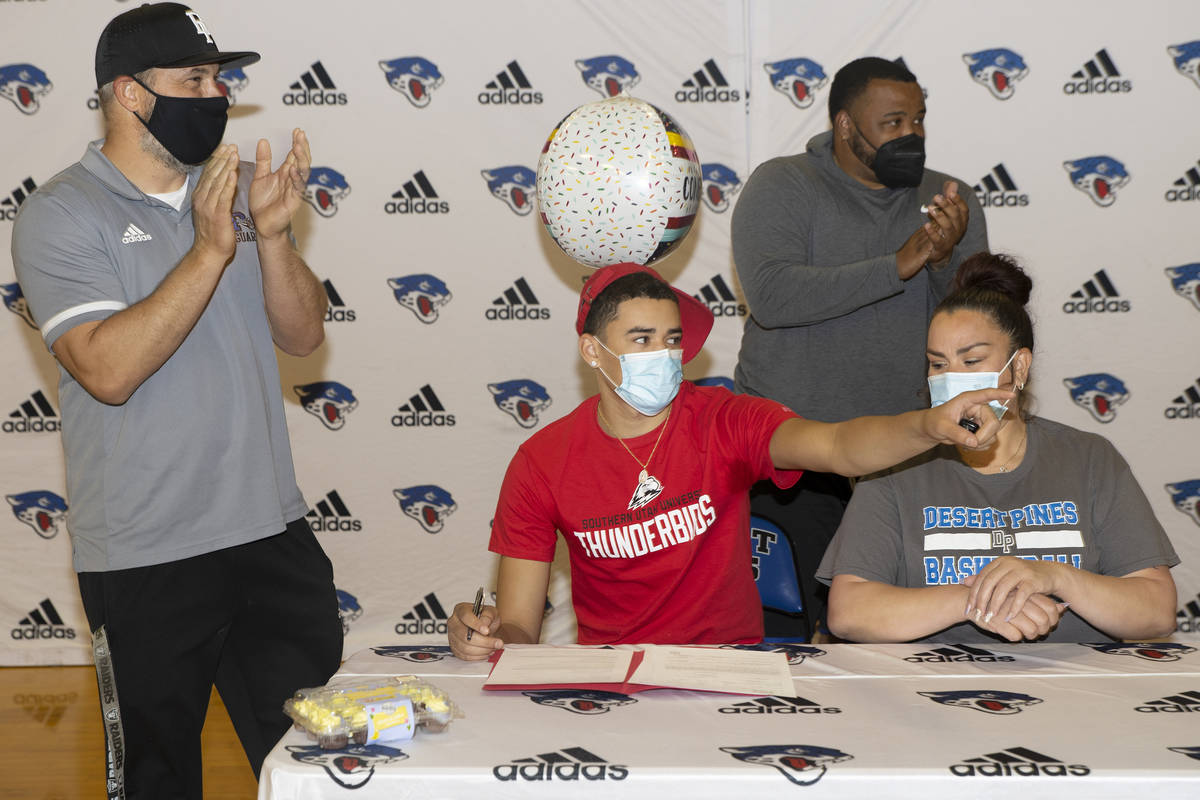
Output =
[{"x1": 260, "y1": 641, "x2": 1200, "y2": 799}]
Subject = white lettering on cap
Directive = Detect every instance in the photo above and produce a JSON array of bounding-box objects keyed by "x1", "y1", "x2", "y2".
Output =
[{"x1": 185, "y1": 11, "x2": 214, "y2": 44}]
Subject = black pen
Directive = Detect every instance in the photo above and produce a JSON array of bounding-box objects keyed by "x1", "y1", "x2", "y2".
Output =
[{"x1": 465, "y1": 586, "x2": 484, "y2": 641}]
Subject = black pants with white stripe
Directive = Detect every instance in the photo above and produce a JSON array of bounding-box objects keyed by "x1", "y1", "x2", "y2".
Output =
[{"x1": 78, "y1": 518, "x2": 343, "y2": 800}]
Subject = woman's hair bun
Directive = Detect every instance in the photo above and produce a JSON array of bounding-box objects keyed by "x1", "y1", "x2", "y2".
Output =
[{"x1": 951, "y1": 252, "x2": 1032, "y2": 307}]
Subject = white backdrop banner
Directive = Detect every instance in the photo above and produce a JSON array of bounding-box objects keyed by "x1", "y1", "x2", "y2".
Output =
[{"x1": 1, "y1": 0, "x2": 1196, "y2": 664}]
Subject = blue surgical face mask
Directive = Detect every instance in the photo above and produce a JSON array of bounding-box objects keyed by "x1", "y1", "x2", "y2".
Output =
[
  {"x1": 928, "y1": 350, "x2": 1018, "y2": 420},
  {"x1": 595, "y1": 339, "x2": 683, "y2": 416}
]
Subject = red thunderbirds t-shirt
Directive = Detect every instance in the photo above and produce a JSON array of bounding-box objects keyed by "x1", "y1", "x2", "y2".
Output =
[{"x1": 489, "y1": 381, "x2": 800, "y2": 645}]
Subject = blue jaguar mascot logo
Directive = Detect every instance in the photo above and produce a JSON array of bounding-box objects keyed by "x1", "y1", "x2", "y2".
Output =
[
  {"x1": 335, "y1": 589, "x2": 362, "y2": 634},
  {"x1": 230, "y1": 211, "x2": 256, "y2": 242},
  {"x1": 7, "y1": 490, "x2": 67, "y2": 539},
  {"x1": 387, "y1": 273, "x2": 452, "y2": 323},
  {"x1": 700, "y1": 163, "x2": 741, "y2": 213},
  {"x1": 303, "y1": 167, "x2": 351, "y2": 217},
  {"x1": 1083, "y1": 641, "x2": 1197, "y2": 662},
  {"x1": 763, "y1": 58, "x2": 827, "y2": 109},
  {"x1": 488, "y1": 379, "x2": 552, "y2": 428},
  {"x1": 379, "y1": 57, "x2": 443, "y2": 107},
  {"x1": 1063, "y1": 156, "x2": 1129, "y2": 207},
  {"x1": 215, "y1": 67, "x2": 248, "y2": 106},
  {"x1": 481, "y1": 166, "x2": 536, "y2": 216},
  {"x1": 2, "y1": 282, "x2": 37, "y2": 329},
  {"x1": 721, "y1": 744, "x2": 853, "y2": 786},
  {"x1": 576, "y1": 55, "x2": 640, "y2": 97},
  {"x1": 294, "y1": 381, "x2": 358, "y2": 430},
  {"x1": 1168, "y1": 41, "x2": 1200, "y2": 90},
  {"x1": 393, "y1": 485, "x2": 457, "y2": 533},
  {"x1": 1166, "y1": 263, "x2": 1200, "y2": 311},
  {"x1": 286, "y1": 744, "x2": 407, "y2": 789},
  {"x1": 962, "y1": 48, "x2": 1028, "y2": 100},
  {"x1": 370, "y1": 645, "x2": 451, "y2": 663},
  {"x1": 918, "y1": 689, "x2": 1043, "y2": 715},
  {"x1": 523, "y1": 690, "x2": 637, "y2": 715},
  {"x1": 1063, "y1": 373, "x2": 1129, "y2": 423},
  {"x1": 725, "y1": 643, "x2": 827, "y2": 666},
  {"x1": 0, "y1": 63, "x2": 52, "y2": 115},
  {"x1": 1166, "y1": 479, "x2": 1200, "y2": 526}
]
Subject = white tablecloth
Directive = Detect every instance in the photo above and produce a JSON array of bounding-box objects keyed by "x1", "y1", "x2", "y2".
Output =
[{"x1": 260, "y1": 642, "x2": 1200, "y2": 799}]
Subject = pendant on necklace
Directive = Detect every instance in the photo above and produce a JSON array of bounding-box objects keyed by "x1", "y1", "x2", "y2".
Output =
[{"x1": 628, "y1": 471, "x2": 663, "y2": 511}]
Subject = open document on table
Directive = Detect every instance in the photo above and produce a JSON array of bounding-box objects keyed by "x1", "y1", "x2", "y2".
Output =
[{"x1": 482, "y1": 644, "x2": 794, "y2": 696}]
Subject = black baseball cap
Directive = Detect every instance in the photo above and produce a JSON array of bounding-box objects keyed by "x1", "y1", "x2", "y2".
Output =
[{"x1": 95, "y1": 3, "x2": 260, "y2": 88}]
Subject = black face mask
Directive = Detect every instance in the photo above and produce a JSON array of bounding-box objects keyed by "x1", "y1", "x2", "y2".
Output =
[
  {"x1": 851, "y1": 119, "x2": 926, "y2": 189},
  {"x1": 132, "y1": 76, "x2": 228, "y2": 166}
]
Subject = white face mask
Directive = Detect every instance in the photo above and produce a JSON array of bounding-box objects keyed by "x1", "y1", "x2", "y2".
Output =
[
  {"x1": 928, "y1": 350, "x2": 1018, "y2": 420},
  {"x1": 595, "y1": 339, "x2": 683, "y2": 416}
]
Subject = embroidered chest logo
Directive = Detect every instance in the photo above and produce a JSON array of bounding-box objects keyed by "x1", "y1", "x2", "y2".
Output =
[
  {"x1": 120, "y1": 223, "x2": 152, "y2": 244},
  {"x1": 231, "y1": 211, "x2": 256, "y2": 243}
]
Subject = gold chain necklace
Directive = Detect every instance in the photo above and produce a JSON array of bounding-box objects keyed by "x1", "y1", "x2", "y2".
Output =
[
  {"x1": 597, "y1": 405, "x2": 670, "y2": 510},
  {"x1": 995, "y1": 424, "x2": 1028, "y2": 473},
  {"x1": 965, "y1": 423, "x2": 1027, "y2": 474}
]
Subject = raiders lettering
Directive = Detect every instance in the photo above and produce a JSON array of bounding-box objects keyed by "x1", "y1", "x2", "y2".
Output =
[{"x1": 574, "y1": 494, "x2": 715, "y2": 558}]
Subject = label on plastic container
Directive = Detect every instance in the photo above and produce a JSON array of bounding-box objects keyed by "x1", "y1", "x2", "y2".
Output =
[{"x1": 365, "y1": 697, "x2": 416, "y2": 743}]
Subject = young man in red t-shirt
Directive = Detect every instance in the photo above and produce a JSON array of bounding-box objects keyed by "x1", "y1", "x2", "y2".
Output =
[{"x1": 448, "y1": 263, "x2": 1009, "y2": 656}]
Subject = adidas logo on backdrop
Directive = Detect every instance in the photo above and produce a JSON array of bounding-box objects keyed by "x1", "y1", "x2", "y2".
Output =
[
  {"x1": 717, "y1": 695, "x2": 840, "y2": 715},
  {"x1": 493, "y1": 746, "x2": 628, "y2": 782},
  {"x1": 394, "y1": 592, "x2": 450, "y2": 636},
  {"x1": 1166, "y1": 158, "x2": 1200, "y2": 202},
  {"x1": 12, "y1": 598, "x2": 76, "y2": 641},
  {"x1": 905, "y1": 644, "x2": 1015, "y2": 663},
  {"x1": 391, "y1": 384, "x2": 455, "y2": 427},
  {"x1": 487, "y1": 277, "x2": 549, "y2": 321},
  {"x1": 1165, "y1": 377, "x2": 1200, "y2": 420},
  {"x1": 1062, "y1": 269, "x2": 1129, "y2": 313},
  {"x1": 478, "y1": 60, "x2": 542, "y2": 105},
  {"x1": 385, "y1": 170, "x2": 448, "y2": 214},
  {"x1": 676, "y1": 58, "x2": 740, "y2": 102},
  {"x1": 693, "y1": 274, "x2": 746, "y2": 318},
  {"x1": 1, "y1": 176, "x2": 36, "y2": 221},
  {"x1": 283, "y1": 61, "x2": 347, "y2": 105},
  {"x1": 1135, "y1": 690, "x2": 1200, "y2": 713},
  {"x1": 322, "y1": 279, "x2": 355, "y2": 322},
  {"x1": 305, "y1": 490, "x2": 361, "y2": 532},
  {"x1": 4, "y1": 389, "x2": 59, "y2": 433},
  {"x1": 1063, "y1": 48, "x2": 1131, "y2": 94},
  {"x1": 950, "y1": 746, "x2": 1089, "y2": 777},
  {"x1": 973, "y1": 163, "x2": 1028, "y2": 208}
]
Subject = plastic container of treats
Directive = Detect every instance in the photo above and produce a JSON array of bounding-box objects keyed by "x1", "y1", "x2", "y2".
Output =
[{"x1": 284, "y1": 675, "x2": 460, "y2": 748}]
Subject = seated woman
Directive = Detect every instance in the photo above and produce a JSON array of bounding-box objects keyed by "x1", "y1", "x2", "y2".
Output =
[{"x1": 818, "y1": 252, "x2": 1179, "y2": 643}]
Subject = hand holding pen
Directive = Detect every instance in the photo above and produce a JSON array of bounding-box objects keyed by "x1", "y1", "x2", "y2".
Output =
[
  {"x1": 449, "y1": 588, "x2": 503, "y2": 661},
  {"x1": 466, "y1": 587, "x2": 484, "y2": 641}
]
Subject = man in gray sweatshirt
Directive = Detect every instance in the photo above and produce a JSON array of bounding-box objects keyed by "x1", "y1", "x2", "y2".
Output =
[{"x1": 731, "y1": 57, "x2": 988, "y2": 637}]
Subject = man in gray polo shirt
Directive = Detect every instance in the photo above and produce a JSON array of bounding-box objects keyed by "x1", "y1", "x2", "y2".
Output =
[{"x1": 11, "y1": 4, "x2": 340, "y2": 797}]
